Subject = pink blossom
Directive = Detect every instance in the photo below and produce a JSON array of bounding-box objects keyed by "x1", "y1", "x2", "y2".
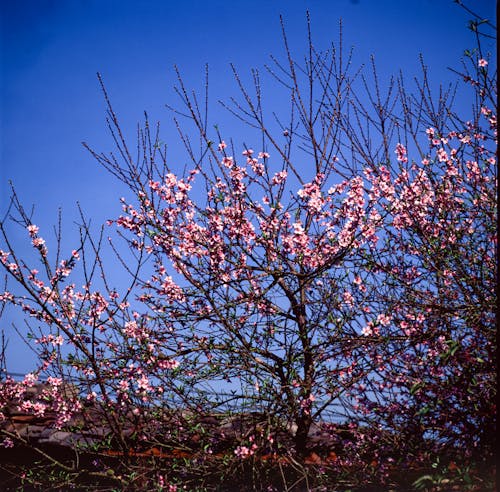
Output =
[
  {"x1": 1, "y1": 438, "x2": 14, "y2": 448},
  {"x1": 478, "y1": 58, "x2": 488, "y2": 67},
  {"x1": 0, "y1": 250, "x2": 10, "y2": 264},
  {"x1": 118, "y1": 380, "x2": 129, "y2": 392},
  {"x1": 32, "y1": 237, "x2": 46, "y2": 248},
  {"x1": 137, "y1": 375, "x2": 150, "y2": 392},
  {"x1": 292, "y1": 222, "x2": 305, "y2": 235},
  {"x1": 158, "y1": 358, "x2": 180, "y2": 370},
  {"x1": 23, "y1": 373, "x2": 38, "y2": 386},
  {"x1": 377, "y1": 313, "x2": 391, "y2": 326},
  {"x1": 272, "y1": 170, "x2": 287, "y2": 185},
  {"x1": 343, "y1": 291, "x2": 354, "y2": 306},
  {"x1": 0, "y1": 291, "x2": 14, "y2": 302},
  {"x1": 395, "y1": 143, "x2": 408, "y2": 163},
  {"x1": 27, "y1": 224, "x2": 39, "y2": 235},
  {"x1": 361, "y1": 324, "x2": 373, "y2": 336},
  {"x1": 234, "y1": 444, "x2": 256, "y2": 458},
  {"x1": 47, "y1": 376, "x2": 62, "y2": 387}
]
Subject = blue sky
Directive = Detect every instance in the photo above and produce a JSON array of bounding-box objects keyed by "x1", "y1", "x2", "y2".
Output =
[{"x1": 0, "y1": 0, "x2": 496, "y2": 374}]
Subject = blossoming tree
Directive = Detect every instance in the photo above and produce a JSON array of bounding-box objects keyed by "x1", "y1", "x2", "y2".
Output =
[{"x1": 0, "y1": 9, "x2": 496, "y2": 491}]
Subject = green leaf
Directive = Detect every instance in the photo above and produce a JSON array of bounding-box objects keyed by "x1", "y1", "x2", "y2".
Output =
[
  {"x1": 416, "y1": 406, "x2": 430, "y2": 416},
  {"x1": 410, "y1": 382, "x2": 424, "y2": 395},
  {"x1": 413, "y1": 475, "x2": 434, "y2": 489}
]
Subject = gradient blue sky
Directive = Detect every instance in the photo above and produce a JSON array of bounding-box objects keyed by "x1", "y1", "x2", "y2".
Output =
[{"x1": 0, "y1": 0, "x2": 496, "y2": 374}]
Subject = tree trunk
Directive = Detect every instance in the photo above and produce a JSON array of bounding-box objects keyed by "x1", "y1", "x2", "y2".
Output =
[{"x1": 294, "y1": 414, "x2": 312, "y2": 456}]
